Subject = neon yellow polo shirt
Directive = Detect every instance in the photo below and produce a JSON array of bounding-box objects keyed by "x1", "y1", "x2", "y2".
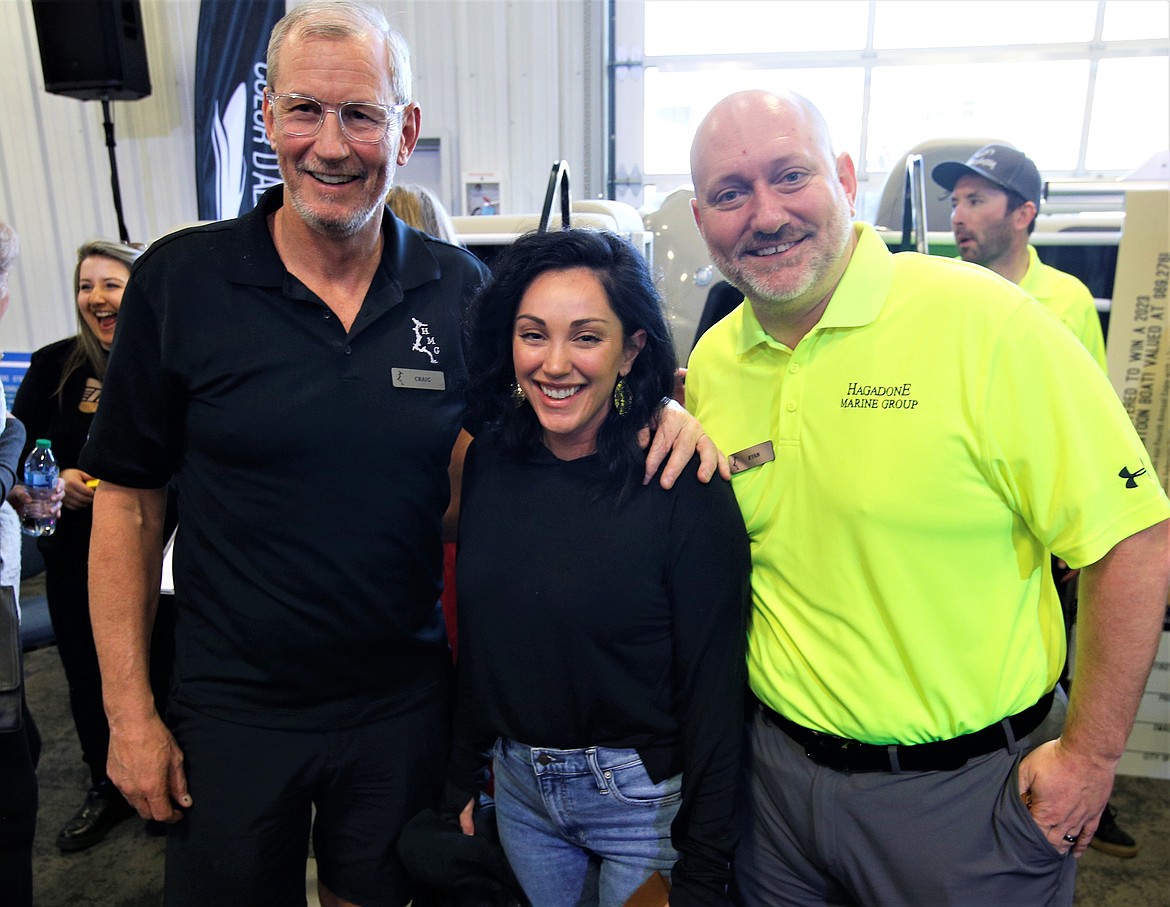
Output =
[
  {"x1": 687, "y1": 222, "x2": 1169, "y2": 744},
  {"x1": 1019, "y1": 244, "x2": 1107, "y2": 371}
]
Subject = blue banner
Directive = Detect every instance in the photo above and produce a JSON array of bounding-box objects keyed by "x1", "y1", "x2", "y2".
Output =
[
  {"x1": 0, "y1": 352, "x2": 31, "y2": 409},
  {"x1": 194, "y1": 0, "x2": 285, "y2": 221}
]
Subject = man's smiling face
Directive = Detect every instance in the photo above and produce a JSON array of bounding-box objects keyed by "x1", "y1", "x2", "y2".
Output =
[
  {"x1": 690, "y1": 91, "x2": 857, "y2": 326},
  {"x1": 263, "y1": 31, "x2": 409, "y2": 238}
]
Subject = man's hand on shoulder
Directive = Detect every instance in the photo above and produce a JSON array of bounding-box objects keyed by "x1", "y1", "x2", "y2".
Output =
[{"x1": 639, "y1": 398, "x2": 729, "y2": 488}]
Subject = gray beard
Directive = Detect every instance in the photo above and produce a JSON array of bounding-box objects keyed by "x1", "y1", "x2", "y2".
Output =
[
  {"x1": 282, "y1": 159, "x2": 397, "y2": 239},
  {"x1": 715, "y1": 210, "x2": 855, "y2": 311},
  {"x1": 290, "y1": 192, "x2": 382, "y2": 238}
]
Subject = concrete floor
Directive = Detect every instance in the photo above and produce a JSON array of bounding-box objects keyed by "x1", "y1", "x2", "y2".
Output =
[
  {"x1": 25, "y1": 641, "x2": 324, "y2": 907},
  {"x1": 24, "y1": 634, "x2": 1170, "y2": 906}
]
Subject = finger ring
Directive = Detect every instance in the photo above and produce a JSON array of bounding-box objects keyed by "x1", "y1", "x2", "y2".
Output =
[{"x1": 1062, "y1": 834, "x2": 1078, "y2": 844}]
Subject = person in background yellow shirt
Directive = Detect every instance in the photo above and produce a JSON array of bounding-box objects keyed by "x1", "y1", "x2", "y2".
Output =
[{"x1": 933, "y1": 143, "x2": 1107, "y2": 370}]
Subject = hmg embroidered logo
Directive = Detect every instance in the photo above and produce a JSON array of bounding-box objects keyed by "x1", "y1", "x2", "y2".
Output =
[
  {"x1": 411, "y1": 318, "x2": 440, "y2": 364},
  {"x1": 1119, "y1": 466, "x2": 1148, "y2": 488}
]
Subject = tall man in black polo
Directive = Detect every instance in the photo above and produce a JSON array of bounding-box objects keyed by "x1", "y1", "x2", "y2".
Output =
[{"x1": 82, "y1": 3, "x2": 479, "y2": 904}]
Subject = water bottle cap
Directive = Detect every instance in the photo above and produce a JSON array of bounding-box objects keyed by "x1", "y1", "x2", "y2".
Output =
[{"x1": 35, "y1": 438, "x2": 52, "y2": 448}]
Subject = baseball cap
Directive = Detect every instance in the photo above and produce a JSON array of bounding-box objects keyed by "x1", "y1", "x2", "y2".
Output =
[{"x1": 931, "y1": 144, "x2": 1042, "y2": 209}]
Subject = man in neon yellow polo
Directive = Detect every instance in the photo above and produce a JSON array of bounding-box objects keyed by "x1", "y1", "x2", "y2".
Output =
[
  {"x1": 932, "y1": 143, "x2": 1106, "y2": 370},
  {"x1": 686, "y1": 89, "x2": 1170, "y2": 907}
]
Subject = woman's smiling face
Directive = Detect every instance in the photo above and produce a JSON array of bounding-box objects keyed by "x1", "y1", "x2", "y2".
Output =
[
  {"x1": 76, "y1": 255, "x2": 130, "y2": 350},
  {"x1": 512, "y1": 267, "x2": 645, "y2": 461}
]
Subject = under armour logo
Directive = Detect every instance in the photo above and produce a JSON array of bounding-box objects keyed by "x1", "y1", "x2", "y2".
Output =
[{"x1": 1119, "y1": 466, "x2": 1148, "y2": 488}]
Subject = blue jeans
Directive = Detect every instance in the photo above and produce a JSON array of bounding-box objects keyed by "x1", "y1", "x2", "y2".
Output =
[{"x1": 491, "y1": 737, "x2": 681, "y2": 907}]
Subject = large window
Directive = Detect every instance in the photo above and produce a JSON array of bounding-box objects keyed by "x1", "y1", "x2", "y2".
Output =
[{"x1": 611, "y1": 0, "x2": 1170, "y2": 215}]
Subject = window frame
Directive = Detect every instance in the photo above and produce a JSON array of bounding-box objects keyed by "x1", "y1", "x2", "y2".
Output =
[{"x1": 610, "y1": 0, "x2": 1169, "y2": 209}]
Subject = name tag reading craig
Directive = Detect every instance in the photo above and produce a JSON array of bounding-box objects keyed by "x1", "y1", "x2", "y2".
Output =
[
  {"x1": 392, "y1": 368, "x2": 446, "y2": 391},
  {"x1": 728, "y1": 440, "x2": 775, "y2": 475}
]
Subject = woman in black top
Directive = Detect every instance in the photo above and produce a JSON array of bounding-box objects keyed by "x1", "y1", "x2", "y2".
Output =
[
  {"x1": 444, "y1": 230, "x2": 750, "y2": 906},
  {"x1": 12, "y1": 240, "x2": 174, "y2": 853}
]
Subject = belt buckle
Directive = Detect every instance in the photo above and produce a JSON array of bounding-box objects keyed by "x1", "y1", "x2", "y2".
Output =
[{"x1": 804, "y1": 731, "x2": 857, "y2": 770}]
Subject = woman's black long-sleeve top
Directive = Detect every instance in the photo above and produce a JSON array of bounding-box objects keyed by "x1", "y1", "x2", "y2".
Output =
[{"x1": 445, "y1": 432, "x2": 751, "y2": 906}]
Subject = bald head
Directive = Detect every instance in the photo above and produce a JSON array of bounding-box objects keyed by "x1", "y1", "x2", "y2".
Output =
[
  {"x1": 687, "y1": 89, "x2": 857, "y2": 345},
  {"x1": 690, "y1": 90, "x2": 837, "y2": 190}
]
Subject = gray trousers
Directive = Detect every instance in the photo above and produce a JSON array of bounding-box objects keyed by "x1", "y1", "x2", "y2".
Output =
[{"x1": 735, "y1": 694, "x2": 1076, "y2": 906}]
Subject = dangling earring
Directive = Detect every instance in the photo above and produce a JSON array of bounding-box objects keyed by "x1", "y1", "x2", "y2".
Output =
[
  {"x1": 511, "y1": 381, "x2": 527, "y2": 408},
  {"x1": 613, "y1": 377, "x2": 632, "y2": 417}
]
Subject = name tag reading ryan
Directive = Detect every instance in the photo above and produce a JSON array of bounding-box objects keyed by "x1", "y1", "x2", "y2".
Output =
[
  {"x1": 728, "y1": 440, "x2": 775, "y2": 475},
  {"x1": 392, "y1": 368, "x2": 446, "y2": 391}
]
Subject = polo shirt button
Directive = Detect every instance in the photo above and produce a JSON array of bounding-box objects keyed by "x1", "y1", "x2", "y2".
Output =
[
  {"x1": 788, "y1": 364, "x2": 799, "y2": 374},
  {"x1": 344, "y1": 345, "x2": 352, "y2": 355},
  {"x1": 323, "y1": 312, "x2": 331, "y2": 320},
  {"x1": 786, "y1": 401, "x2": 797, "y2": 412}
]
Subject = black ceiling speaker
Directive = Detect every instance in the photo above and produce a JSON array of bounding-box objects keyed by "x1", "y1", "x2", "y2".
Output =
[{"x1": 31, "y1": 0, "x2": 152, "y2": 101}]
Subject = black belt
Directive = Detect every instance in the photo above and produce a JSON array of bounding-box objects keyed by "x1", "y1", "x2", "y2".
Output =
[{"x1": 760, "y1": 689, "x2": 1055, "y2": 773}]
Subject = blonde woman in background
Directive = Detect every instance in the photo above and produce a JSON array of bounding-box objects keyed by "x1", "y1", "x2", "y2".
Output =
[{"x1": 387, "y1": 183, "x2": 463, "y2": 246}]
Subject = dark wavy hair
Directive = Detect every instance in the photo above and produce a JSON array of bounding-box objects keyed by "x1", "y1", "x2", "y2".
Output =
[{"x1": 465, "y1": 229, "x2": 677, "y2": 498}]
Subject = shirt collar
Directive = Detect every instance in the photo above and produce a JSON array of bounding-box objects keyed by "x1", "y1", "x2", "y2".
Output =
[
  {"x1": 223, "y1": 185, "x2": 442, "y2": 294},
  {"x1": 1015, "y1": 246, "x2": 1053, "y2": 299}
]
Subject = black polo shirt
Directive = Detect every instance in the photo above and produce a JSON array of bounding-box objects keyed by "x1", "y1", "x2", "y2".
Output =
[{"x1": 81, "y1": 186, "x2": 489, "y2": 730}]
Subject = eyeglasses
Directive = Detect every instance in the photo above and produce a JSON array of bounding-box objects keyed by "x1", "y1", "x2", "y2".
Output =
[{"x1": 266, "y1": 90, "x2": 408, "y2": 144}]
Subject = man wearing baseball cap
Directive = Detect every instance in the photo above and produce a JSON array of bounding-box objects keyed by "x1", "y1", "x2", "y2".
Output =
[
  {"x1": 934, "y1": 144, "x2": 1137, "y2": 859},
  {"x1": 932, "y1": 144, "x2": 1106, "y2": 370}
]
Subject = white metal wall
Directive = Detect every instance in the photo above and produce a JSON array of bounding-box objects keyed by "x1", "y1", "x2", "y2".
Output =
[{"x1": 0, "y1": 0, "x2": 605, "y2": 354}]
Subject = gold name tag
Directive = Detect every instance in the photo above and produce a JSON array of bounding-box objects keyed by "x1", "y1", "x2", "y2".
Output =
[{"x1": 728, "y1": 440, "x2": 775, "y2": 474}]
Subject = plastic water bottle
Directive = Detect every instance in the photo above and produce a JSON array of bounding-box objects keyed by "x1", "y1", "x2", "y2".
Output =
[{"x1": 21, "y1": 438, "x2": 58, "y2": 537}]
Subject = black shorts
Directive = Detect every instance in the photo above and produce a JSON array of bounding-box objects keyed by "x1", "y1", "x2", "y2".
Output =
[{"x1": 163, "y1": 694, "x2": 451, "y2": 907}]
